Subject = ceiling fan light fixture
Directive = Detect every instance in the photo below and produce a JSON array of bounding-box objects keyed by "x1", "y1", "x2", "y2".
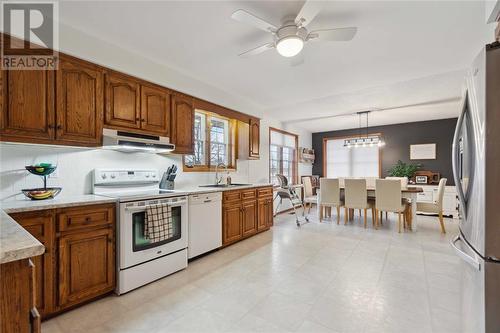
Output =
[{"x1": 276, "y1": 36, "x2": 304, "y2": 57}]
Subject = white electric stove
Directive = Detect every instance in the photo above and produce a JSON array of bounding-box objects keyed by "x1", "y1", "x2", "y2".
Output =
[{"x1": 93, "y1": 168, "x2": 188, "y2": 294}]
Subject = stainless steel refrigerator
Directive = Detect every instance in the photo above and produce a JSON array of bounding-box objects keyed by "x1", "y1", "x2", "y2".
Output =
[{"x1": 451, "y1": 42, "x2": 500, "y2": 333}]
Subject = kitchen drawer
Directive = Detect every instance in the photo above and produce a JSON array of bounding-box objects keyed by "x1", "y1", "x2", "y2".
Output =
[
  {"x1": 223, "y1": 190, "x2": 241, "y2": 203},
  {"x1": 58, "y1": 204, "x2": 115, "y2": 232},
  {"x1": 417, "y1": 191, "x2": 433, "y2": 203},
  {"x1": 241, "y1": 189, "x2": 256, "y2": 201},
  {"x1": 257, "y1": 187, "x2": 273, "y2": 198}
]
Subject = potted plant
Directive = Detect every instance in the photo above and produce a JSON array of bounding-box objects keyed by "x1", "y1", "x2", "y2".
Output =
[{"x1": 387, "y1": 160, "x2": 421, "y2": 181}]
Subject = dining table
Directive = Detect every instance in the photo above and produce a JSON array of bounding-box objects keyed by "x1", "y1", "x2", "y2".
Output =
[{"x1": 316, "y1": 186, "x2": 424, "y2": 231}]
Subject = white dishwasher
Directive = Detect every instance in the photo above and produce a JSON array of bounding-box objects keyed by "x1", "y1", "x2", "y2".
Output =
[{"x1": 188, "y1": 192, "x2": 222, "y2": 259}]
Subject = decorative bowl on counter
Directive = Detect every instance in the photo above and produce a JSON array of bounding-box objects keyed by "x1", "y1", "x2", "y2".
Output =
[
  {"x1": 22, "y1": 187, "x2": 62, "y2": 200},
  {"x1": 25, "y1": 165, "x2": 57, "y2": 176}
]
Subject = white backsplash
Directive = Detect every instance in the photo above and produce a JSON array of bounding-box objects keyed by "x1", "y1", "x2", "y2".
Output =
[{"x1": 0, "y1": 143, "x2": 262, "y2": 202}]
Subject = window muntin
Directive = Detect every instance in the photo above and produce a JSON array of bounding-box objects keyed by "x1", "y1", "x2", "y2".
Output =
[
  {"x1": 184, "y1": 111, "x2": 236, "y2": 170},
  {"x1": 269, "y1": 128, "x2": 298, "y2": 185}
]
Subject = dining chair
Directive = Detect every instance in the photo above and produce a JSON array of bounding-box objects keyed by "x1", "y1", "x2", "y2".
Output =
[
  {"x1": 385, "y1": 176, "x2": 409, "y2": 188},
  {"x1": 416, "y1": 178, "x2": 447, "y2": 233},
  {"x1": 318, "y1": 178, "x2": 343, "y2": 223},
  {"x1": 375, "y1": 179, "x2": 410, "y2": 232},
  {"x1": 344, "y1": 179, "x2": 375, "y2": 228},
  {"x1": 302, "y1": 176, "x2": 317, "y2": 214}
]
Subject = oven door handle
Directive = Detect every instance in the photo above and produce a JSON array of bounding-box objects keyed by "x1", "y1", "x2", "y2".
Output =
[{"x1": 124, "y1": 202, "x2": 187, "y2": 212}]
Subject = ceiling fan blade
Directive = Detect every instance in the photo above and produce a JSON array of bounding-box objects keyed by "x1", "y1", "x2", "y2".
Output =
[
  {"x1": 308, "y1": 27, "x2": 358, "y2": 41},
  {"x1": 238, "y1": 43, "x2": 275, "y2": 57},
  {"x1": 295, "y1": 1, "x2": 324, "y2": 27},
  {"x1": 231, "y1": 9, "x2": 277, "y2": 32}
]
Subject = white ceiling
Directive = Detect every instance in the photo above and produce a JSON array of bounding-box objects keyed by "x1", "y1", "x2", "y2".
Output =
[{"x1": 57, "y1": 1, "x2": 491, "y2": 132}]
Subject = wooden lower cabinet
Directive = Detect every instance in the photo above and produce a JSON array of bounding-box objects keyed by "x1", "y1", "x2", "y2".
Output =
[
  {"x1": 242, "y1": 200, "x2": 257, "y2": 237},
  {"x1": 7, "y1": 203, "x2": 115, "y2": 319},
  {"x1": 222, "y1": 186, "x2": 273, "y2": 246},
  {"x1": 257, "y1": 197, "x2": 273, "y2": 231},
  {"x1": 223, "y1": 203, "x2": 242, "y2": 245},
  {"x1": 9, "y1": 211, "x2": 55, "y2": 317},
  {"x1": 0, "y1": 259, "x2": 40, "y2": 333},
  {"x1": 58, "y1": 227, "x2": 114, "y2": 309}
]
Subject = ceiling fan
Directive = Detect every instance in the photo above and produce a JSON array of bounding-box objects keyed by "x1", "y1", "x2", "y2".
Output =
[{"x1": 231, "y1": 1, "x2": 358, "y2": 58}]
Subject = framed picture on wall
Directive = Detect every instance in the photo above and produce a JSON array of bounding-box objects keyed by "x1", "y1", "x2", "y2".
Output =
[{"x1": 410, "y1": 143, "x2": 436, "y2": 160}]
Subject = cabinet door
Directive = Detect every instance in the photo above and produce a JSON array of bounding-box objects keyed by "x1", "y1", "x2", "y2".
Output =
[
  {"x1": 249, "y1": 118, "x2": 260, "y2": 159},
  {"x1": 171, "y1": 94, "x2": 194, "y2": 154},
  {"x1": 1, "y1": 70, "x2": 55, "y2": 142},
  {"x1": 0, "y1": 259, "x2": 32, "y2": 333},
  {"x1": 10, "y1": 210, "x2": 55, "y2": 318},
  {"x1": 266, "y1": 197, "x2": 274, "y2": 227},
  {"x1": 58, "y1": 227, "x2": 115, "y2": 308},
  {"x1": 140, "y1": 85, "x2": 171, "y2": 135},
  {"x1": 242, "y1": 200, "x2": 257, "y2": 237},
  {"x1": 105, "y1": 72, "x2": 141, "y2": 130},
  {"x1": 223, "y1": 204, "x2": 242, "y2": 245},
  {"x1": 56, "y1": 57, "x2": 104, "y2": 146},
  {"x1": 257, "y1": 198, "x2": 272, "y2": 231}
]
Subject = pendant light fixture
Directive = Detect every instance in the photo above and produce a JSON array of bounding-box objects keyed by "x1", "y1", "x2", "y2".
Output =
[{"x1": 344, "y1": 111, "x2": 385, "y2": 148}]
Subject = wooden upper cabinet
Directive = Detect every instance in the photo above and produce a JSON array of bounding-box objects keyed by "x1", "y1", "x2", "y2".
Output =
[
  {"x1": 56, "y1": 56, "x2": 104, "y2": 146},
  {"x1": 171, "y1": 93, "x2": 194, "y2": 154},
  {"x1": 105, "y1": 72, "x2": 141, "y2": 130},
  {"x1": 141, "y1": 85, "x2": 171, "y2": 136},
  {"x1": 0, "y1": 70, "x2": 55, "y2": 142},
  {"x1": 249, "y1": 118, "x2": 260, "y2": 159}
]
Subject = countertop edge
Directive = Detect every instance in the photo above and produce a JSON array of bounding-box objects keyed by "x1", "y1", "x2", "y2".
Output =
[{"x1": 1, "y1": 211, "x2": 45, "y2": 264}]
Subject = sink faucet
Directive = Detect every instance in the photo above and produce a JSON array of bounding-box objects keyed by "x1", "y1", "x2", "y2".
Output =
[{"x1": 215, "y1": 162, "x2": 227, "y2": 185}]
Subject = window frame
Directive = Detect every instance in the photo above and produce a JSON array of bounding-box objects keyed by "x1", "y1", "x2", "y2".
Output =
[
  {"x1": 183, "y1": 110, "x2": 238, "y2": 172},
  {"x1": 322, "y1": 133, "x2": 383, "y2": 178},
  {"x1": 268, "y1": 127, "x2": 299, "y2": 186}
]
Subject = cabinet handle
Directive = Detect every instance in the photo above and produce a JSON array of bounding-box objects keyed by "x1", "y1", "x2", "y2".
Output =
[
  {"x1": 56, "y1": 125, "x2": 62, "y2": 130},
  {"x1": 136, "y1": 117, "x2": 140, "y2": 121},
  {"x1": 141, "y1": 118, "x2": 145, "y2": 122},
  {"x1": 48, "y1": 124, "x2": 55, "y2": 129},
  {"x1": 83, "y1": 217, "x2": 91, "y2": 224}
]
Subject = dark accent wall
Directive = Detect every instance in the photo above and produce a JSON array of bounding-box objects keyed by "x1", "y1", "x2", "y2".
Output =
[{"x1": 312, "y1": 118, "x2": 458, "y2": 185}]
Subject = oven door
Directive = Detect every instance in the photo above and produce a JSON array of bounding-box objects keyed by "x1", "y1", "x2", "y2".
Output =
[{"x1": 119, "y1": 196, "x2": 188, "y2": 269}]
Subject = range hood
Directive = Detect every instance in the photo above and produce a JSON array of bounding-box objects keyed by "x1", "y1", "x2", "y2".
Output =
[{"x1": 102, "y1": 128, "x2": 175, "y2": 154}]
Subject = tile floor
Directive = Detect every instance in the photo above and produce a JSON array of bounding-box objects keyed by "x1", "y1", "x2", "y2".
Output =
[{"x1": 42, "y1": 210, "x2": 462, "y2": 333}]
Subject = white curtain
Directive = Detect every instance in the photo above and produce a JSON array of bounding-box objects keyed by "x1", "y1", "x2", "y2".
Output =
[{"x1": 325, "y1": 138, "x2": 379, "y2": 178}]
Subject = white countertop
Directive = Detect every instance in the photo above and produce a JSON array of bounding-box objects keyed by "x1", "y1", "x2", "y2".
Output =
[
  {"x1": 1, "y1": 194, "x2": 118, "y2": 214},
  {"x1": 0, "y1": 210, "x2": 45, "y2": 264}
]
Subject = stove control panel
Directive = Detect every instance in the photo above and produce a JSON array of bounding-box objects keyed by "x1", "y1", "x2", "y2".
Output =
[{"x1": 93, "y1": 169, "x2": 159, "y2": 185}]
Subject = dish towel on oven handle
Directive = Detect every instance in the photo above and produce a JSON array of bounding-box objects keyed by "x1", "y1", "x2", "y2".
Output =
[{"x1": 144, "y1": 203, "x2": 173, "y2": 242}]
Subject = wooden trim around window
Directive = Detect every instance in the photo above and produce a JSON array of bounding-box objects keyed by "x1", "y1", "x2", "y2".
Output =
[
  {"x1": 182, "y1": 110, "x2": 238, "y2": 172},
  {"x1": 268, "y1": 127, "x2": 299, "y2": 185},
  {"x1": 322, "y1": 133, "x2": 383, "y2": 178}
]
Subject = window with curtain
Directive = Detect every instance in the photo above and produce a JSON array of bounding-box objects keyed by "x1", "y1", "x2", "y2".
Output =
[
  {"x1": 184, "y1": 110, "x2": 237, "y2": 170},
  {"x1": 269, "y1": 128, "x2": 298, "y2": 185},
  {"x1": 324, "y1": 138, "x2": 380, "y2": 178}
]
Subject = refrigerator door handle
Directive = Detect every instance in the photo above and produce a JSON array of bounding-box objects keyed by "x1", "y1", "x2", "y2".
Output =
[
  {"x1": 451, "y1": 234, "x2": 481, "y2": 271},
  {"x1": 452, "y1": 92, "x2": 468, "y2": 217}
]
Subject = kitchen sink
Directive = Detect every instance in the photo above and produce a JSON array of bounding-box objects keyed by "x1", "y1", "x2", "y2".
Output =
[{"x1": 199, "y1": 183, "x2": 252, "y2": 188}]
